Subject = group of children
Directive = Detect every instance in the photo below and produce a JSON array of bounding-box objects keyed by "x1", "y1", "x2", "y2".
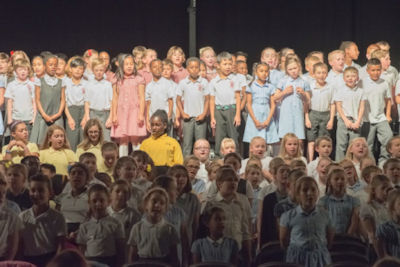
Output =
[{"x1": 0, "y1": 41, "x2": 400, "y2": 267}]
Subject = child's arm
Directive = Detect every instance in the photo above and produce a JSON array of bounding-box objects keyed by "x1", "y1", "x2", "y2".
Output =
[
  {"x1": 263, "y1": 95, "x2": 276, "y2": 127},
  {"x1": 0, "y1": 87, "x2": 4, "y2": 108},
  {"x1": 196, "y1": 95, "x2": 209, "y2": 122},
  {"x1": 335, "y1": 101, "x2": 352, "y2": 129},
  {"x1": 64, "y1": 105, "x2": 75, "y2": 130},
  {"x1": 35, "y1": 85, "x2": 52, "y2": 123},
  {"x1": 81, "y1": 102, "x2": 90, "y2": 128},
  {"x1": 210, "y1": 96, "x2": 216, "y2": 128},
  {"x1": 106, "y1": 99, "x2": 113, "y2": 128},
  {"x1": 327, "y1": 103, "x2": 336, "y2": 130},
  {"x1": 305, "y1": 110, "x2": 312, "y2": 128},
  {"x1": 167, "y1": 98, "x2": 173, "y2": 120},
  {"x1": 246, "y1": 92, "x2": 262, "y2": 129},
  {"x1": 6, "y1": 98, "x2": 13, "y2": 125},
  {"x1": 50, "y1": 86, "x2": 66, "y2": 121},
  {"x1": 5, "y1": 230, "x2": 19, "y2": 260},
  {"x1": 376, "y1": 238, "x2": 387, "y2": 259},
  {"x1": 347, "y1": 207, "x2": 360, "y2": 236},
  {"x1": 326, "y1": 226, "x2": 335, "y2": 249},
  {"x1": 31, "y1": 95, "x2": 37, "y2": 124},
  {"x1": 361, "y1": 216, "x2": 378, "y2": 251},
  {"x1": 145, "y1": 100, "x2": 151, "y2": 131},
  {"x1": 128, "y1": 245, "x2": 139, "y2": 263},
  {"x1": 353, "y1": 99, "x2": 365, "y2": 129},
  {"x1": 176, "y1": 95, "x2": 189, "y2": 120},
  {"x1": 240, "y1": 85, "x2": 247, "y2": 111},
  {"x1": 273, "y1": 86, "x2": 293, "y2": 102},
  {"x1": 279, "y1": 225, "x2": 290, "y2": 249},
  {"x1": 112, "y1": 84, "x2": 118, "y2": 125},
  {"x1": 138, "y1": 83, "x2": 145, "y2": 127},
  {"x1": 181, "y1": 224, "x2": 189, "y2": 267},
  {"x1": 115, "y1": 238, "x2": 125, "y2": 267},
  {"x1": 234, "y1": 91, "x2": 241, "y2": 126},
  {"x1": 385, "y1": 97, "x2": 392, "y2": 122}
]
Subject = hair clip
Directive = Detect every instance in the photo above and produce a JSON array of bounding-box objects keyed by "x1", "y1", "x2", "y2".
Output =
[
  {"x1": 10, "y1": 50, "x2": 14, "y2": 56},
  {"x1": 146, "y1": 164, "x2": 152, "y2": 172},
  {"x1": 88, "y1": 49, "x2": 92, "y2": 57}
]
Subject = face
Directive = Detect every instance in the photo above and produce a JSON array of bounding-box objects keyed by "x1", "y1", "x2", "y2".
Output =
[
  {"x1": 150, "y1": 60, "x2": 162, "y2": 78},
  {"x1": 221, "y1": 142, "x2": 236, "y2": 155},
  {"x1": 385, "y1": 163, "x2": 400, "y2": 184},
  {"x1": 317, "y1": 159, "x2": 331, "y2": 178},
  {"x1": 187, "y1": 61, "x2": 200, "y2": 79},
  {"x1": 145, "y1": 192, "x2": 167, "y2": 220},
  {"x1": 393, "y1": 197, "x2": 400, "y2": 218},
  {"x1": 6, "y1": 168, "x2": 25, "y2": 192},
  {"x1": 56, "y1": 59, "x2": 66, "y2": 76},
  {"x1": 207, "y1": 211, "x2": 225, "y2": 235},
  {"x1": 23, "y1": 157, "x2": 40, "y2": 177},
  {"x1": 87, "y1": 125, "x2": 100, "y2": 144},
  {"x1": 103, "y1": 150, "x2": 117, "y2": 168},
  {"x1": 199, "y1": 64, "x2": 206, "y2": 78},
  {"x1": 200, "y1": 49, "x2": 216, "y2": 68},
  {"x1": 350, "y1": 140, "x2": 368, "y2": 159},
  {"x1": 69, "y1": 167, "x2": 87, "y2": 190},
  {"x1": 0, "y1": 59, "x2": 8, "y2": 73},
  {"x1": 133, "y1": 53, "x2": 143, "y2": 65},
  {"x1": 255, "y1": 65, "x2": 269, "y2": 82},
  {"x1": 261, "y1": 49, "x2": 277, "y2": 67},
  {"x1": 217, "y1": 175, "x2": 238, "y2": 196},
  {"x1": 298, "y1": 180, "x2": 319, "y2": 209},
  {"x1": 186, "y1": 160, "x2": 200, "y2": 181},
  {"x1": 286, "y1": 62, "x2": 300, "y2": 78},
  {"x1": 173, "y1": 170, "x2": 189, "y2": 193},
  {"x1": 329, "y1": 53, "x2": 345, "y2": 72},
  {"x1": 315, "y1": 140, "x2": 332, "y2": 157},
  {"x1": 45, "y1": 58, "x2": 58, "y2": 76},
  {"x1": 118, "y1": 163, "x2": 137, "y2": 183},
  {"x1": 374, "y1": 182, "x2": 392, "y2": 203},
  {"x1": 50, "y1": 129, "x2": 65, "y2": 150},
  {"x1": 123, "y1": 57, "x2": 135, "y2": 76},
  {"x1": 330, "y1": 173, "x2": 346, "y2": 195},
  {"x1": 15, "y1": 66, "x2": 29, "y2": 81},
  {"x1": 32, "y1": 57, "x2": 45, "y2": 77},
  {"x1": 341, "y1": 162, "x2": 357, "y2": 183},
  {"x1": 81, "y1": 157, "x2": 97, "y2": 176},
  {"x1": 111, "y1": 184, "x2": 129, "y2": 204},
  {"x1": 343, "y1": 70, "x2": 359, "y2": 88},
  {"x1": 150, "y1": 116, "x2": 167, "y2": 137},
  {"x1": 389, "y1": 139, "x2": 400, "y2": 158},
  {"x1": 12, "y1": 123, "x2": 28, "y2": 141},
  {"x1": 247, "y1": 169, "x2": 262, "y2": 187},
  {"x1": 285, "y1": 138, "x2": 299, "y2": 157},
  {"x1": 143, "y1": 51, "x2": 157, "y2": 65},
  {"x1": 99, "y1": 52, "x2": 110, "y2": 67},
  {"x1": 236, "y1": 62, "x2": 248, "y2": 75},
  {"x1": 167, "y1": 180, "x2": 178, "y2": 204},
  {"x1": 208, "y1": 167, "x2": 219, "y2": 182},
  {"x1": 367, "y1": 64, "x2": 382, "y2": 81},
  {"x1": 380, "y1": 55, "x2": 391, "y2": 71},
  {"x1": 224, "y1": 158, "x2": 241, "y2": 172},
  {"x1": 132, "y1": 155, "x2": 146, "y2": 172},
  {"x1": 71, "y1": 65, "x2": 85, "y2": 80},
  {"x1": 314, "y1": 66, "x2": 328, "y2": 84},
  {"x1": 171, "y1": 51, "x2": 184, "y2": 66},
  {"x1": 218, "y1": 59, "x2": 233, "y2": 76},
  {"x1": 347, "y1": 44, "x2": 360, "y2": 60},
  {"x1": 162, "y1": 64, "x2": 173, "y2": 79},
  {"x1": 89, "y1": 191, "x2": 109, "y2": 214},
  {"x1": 250, "y1": 139, "x2": 267, "y2": 158},
  {"x1": 29, "y1": 181, "x2": 50, "y2": 205},
  {"x1": 276, "y1": 166, "x2": 290, "y2": 189},
  {"x1": 93, "y1": 64, "x2": 106, "y2": 81},
  {"x1": 193, "y1": 140, "x2": 210, "y2": 162}
]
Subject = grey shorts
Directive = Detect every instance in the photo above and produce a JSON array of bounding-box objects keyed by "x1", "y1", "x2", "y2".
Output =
[{"x1": 306, "y1": 110, "x2": 330, "y2": 141}]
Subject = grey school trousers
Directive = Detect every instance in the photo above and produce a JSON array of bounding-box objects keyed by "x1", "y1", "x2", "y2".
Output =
[
  {"x1": 90, "y1": 109, "x2": 111, "y2": 141},
  {"x1": 182, "y1": 117, "x2": 207, "y2": 156},
  {"x1": 365, "y1": 121, "x2": 393, "y2": 164},
  {"x1": 335, "y1": 117, "x2": 361, "y2": 161},
  {"x1": 215, "y1": 107, "x2": 239, "y2": 156},
  {"x1": 66, "y1": 105, "x2": 84, "y2": 151}
]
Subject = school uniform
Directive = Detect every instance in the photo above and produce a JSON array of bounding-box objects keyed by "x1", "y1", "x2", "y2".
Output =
[
  {"x1": 6, "y1": 188, "x2": 32, "y2": 211},
  {"x1": 140, "y1": 133, "x2": 183, "y2": 167},
  {"x1": 176, "y1": 192, "x2": 200, "y2": 244},
  {"x1": 165, "y1": 204, "x2": 187, "y2": 263},
  {"x1": 195, "y1": 161, "x2": 209, "y2": 184},
  {"x1": 127, "y1": 217, "x2": 179, "y2": 261},
  {"x1": 302, "y1": 72, "x2": 315, "y2": 86},
  {"x1": 205, "y1": 179, "x2": 254, "y2": 203},
  {"x1": 64, "y1": 78, "x2": 87, "y2": 151},
  {"x1": 269, "y1": 69, "x2": 285, "y2": 87},
  {"x1": 326, "y1": 70, "x2": 344, "y2": 92},
  {"x1": 146, "y1": 77, "x2": 175, "y2": 117},
  {"x1": 277, "y1": 76, "x2": 310, "y2": 139},
  {"x1": 360, "y1": 200, "x2": 390, "y2": 244},
  {"x1": 306, "y1": 81, "x2": 334, "y2": 141},
  {"x1": 208, "y1": 74, "x2": 241, "y2": 155},
  {"x1": 1, "y1": 142, "x2": 39, "y2": 163},
  {"x1": 0, "y1": 205, "x2": 22, "y2": 258},
  {"x1": 192, "y1": 178, "x2": 206, "y2": 195},
  {"x1": 132, "y1": 177, "x2": 152, "y2": 193},
  {"x1": 239, "y1": 155, "x2": 273, "y2": 176},
  {"x1": 138, "y1": 69, "x2": 153, "y2": 85},
  {"x1": 5, "y1": 199, "x2": 21, "y2": 214},
  {"x1": 318, "y1": 194, "x2": 360, "y2": 234},
  {"x1": 257, "y1": 183, "x2": 277, "y2": 202},
  {"x1": 76, "y1": 143, "x2": 103, "y2": 169},
  {"x1": 191, "y1": 236, "x2": 238, "y2": 263},
  {"x1": 76, "y1": 215, "x2": 124, "y2": 266},
  {"x1": 57, "y1": 189, "x2": 89, "y2": 233},
  {"x1": 376, "y1": 220, "x2": 400, "y2": 258},
  {"x1": 362, "y1": 77, "x2": 393, "y2": 164},
  {"x1": 107, "y1": 206, "x2": 141, "y2": 239},
  {"x1": 347, "y1": 180, "x2": 364, "y2": 197},
  {"x1": 127, "y1": 183, "x2": 145, "y2": 213},
  {"x1": 280, "y1": 205, "x2": 333, "y2": 267},
  {"x1": 273, "y1": 196, "x2": 297, "y2": 219},
  {"x1": 97, "y1": 161, "x2": 114, "y2": 181},
  {"x1": 84, "y1": 78, "x2": 113, "y2": 141},
  {"x1": 20, "y1": 207, "x2": 67, "y2": 265},
  {"x1": 307, "y1": 157, "x2": 319, "y2": 178},
  {"x1": 39, "y1": 147, "x2": 77, "y2": 176},
  {"x1": 344, "y1": 61, "x2": 361, "y2": 70},
  {"x1": 334, "y1": 84, "x2": 366, "y2": 161},
  {"x1": 4, "y1": 78, "x2": 35, "y2": 134},
  {"x1": 172, "y1": 67, "x2": 189, "y2": 83},
  {"x1": 176, "y1": 76, "x2": 209, "y2": 156}
]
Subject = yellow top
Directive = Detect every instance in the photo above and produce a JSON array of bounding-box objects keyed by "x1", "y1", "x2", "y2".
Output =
[
  {"x1": 39, "y1": 148, "x2": 77, "y2": 175},
  {"x1": 97, "y1": 160, "x2": 115, "y2": 182},
  {"x1": 140, "y1": 134, "x2": 183, "y2": 167},
  {"x1": 76, "y1": 143, "x2": 103, "y2": 168},
  {"x1": 2, "y1": 142, "x2": 39, "y2": 163}
]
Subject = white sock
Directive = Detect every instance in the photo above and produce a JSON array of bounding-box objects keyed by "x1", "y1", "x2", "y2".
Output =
[
  {"x1": 132, "y1": 143, "x2": 141, "y2": 151},
  {"x1": 119, "y1": 145, "x2": 128, "y2": 157}
]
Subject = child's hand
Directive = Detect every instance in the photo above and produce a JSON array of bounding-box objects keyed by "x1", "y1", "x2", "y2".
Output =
[
  {"x1": 305, "y1": 117, "x2": 312, "y2": 128},
  {"x1": 254, "y1": 120, "x2": 263, "y2": 129},
  {"x1": 296, "y1": 87, "x2": 305, "y2": 94},
  {"x1": 344, "y1": 119, "x2": 353, "y2": 129},
  {"x1": 182, "y1": 112, "x2": 190, "y2": 120},
  {"x1": 211, "y1": 118, "x2": 216, "y2": 129},
  {"x1": 15, "y1": 140, "x2": 26, "y2": 149},
  {"x1": 68, "y1": 118, "x2": 76, "y2": 131},
  {"x1": 146, "y1": 120, "x2": 151, "y2": 132},
  {"x1": 7, "y1": 140, "x2": 16, "y2": 149},
  {"x1": 352, "y1": 121, "x2": 361, "y2": 130},
  {"x1": 80, "y1": 117, "x2": 88, "y2": 128},
  {"x1": 7, "y1": 118, "x2": 12, "y2": 125},
  {"x1": 234, "y1": 114, "x2": 241, "y2": 126},
  {"x1": 112, "y1": 117, "x2": 118, "y2": 126},
  {"x1": 196, "y1": 114, "x2": 205, "y2": 121},
  {"x1": 105, "y1": 118, "x2": 112, "y2": 128},
  {"x1": 387, "y1": 115, "x2": 392, "y2": 123},
  {"x1": 29, "y1": 119, "x2": 34, "y2": 125},
  {"x1": 138, "y1": 114, "x2": 144, "y2": 127},
  {"x1": 50, "y1": 114, "x2": 59, "y2": 121},
  {"x1": 326, "y1": 120, "x2": 333, "y2": 130},
  {"x1": 43, "y1": 114, "x2": 53, "y2": 123},
  {"x1": 174, "y1": 117, "x2": 180, "y2": 128},
  {"x1": 262, "y1": 119, "x2": 271, "y2": 128},
  {"x1": 283, "y1": 85, "x2": 294, "y2": 95}
]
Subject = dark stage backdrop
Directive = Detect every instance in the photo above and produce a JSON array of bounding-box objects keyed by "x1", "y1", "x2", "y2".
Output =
[{"x1": 1, "y1": 0, "x2": 400, "y2": 68}]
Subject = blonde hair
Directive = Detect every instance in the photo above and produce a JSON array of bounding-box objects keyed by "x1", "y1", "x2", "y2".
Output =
[
  {"x1": 77, "y1": 118, "x2": 104, "y2": 151},
  {"x1": 250, "y1": 136, "x2": 266, "y2": 146},
  {"x1": 279, "y1": 133, "x2": 302, "y2": 160},
  {"x1": 284, "y1": 56, "x2": 302, "y2": 75},
  {"x1": 8, "y1": 51, "x2": 30, "y2": 77},
  {"x1": 328, "y1": 50, "x2": 345, "y2": 62},
  {"x1": 41, "y1": 125, "x2": 71, "y2": 150},
  {"x1": 387, "y1": 136, "x2": 400, "y2": 155},
  {"x1": 220, "y1": 138, "x2": 236, "y2": 150},
  {"x1": 132, "y1": 45, "x2": 146, "y2": 70},
  {"x1": 245, "y1": 163, "x2": 262, "y2": 176},
  {"x1": 199, "y1": 46, "x2": 215, "y2": 58},
  {"x1": 295, "y1": 176, "x2": 319, "y2": 203},
  {"x1": 91, "y1": 57, "x2": 105, "y2": 70},
  {"x1": 371, "y1": 49, "x2": 389, "y2": 59},
  {"x1": 13, "y1": 59, "x2": 32, "y2": 78},
  {"x1": 305, "y1": 55, "x2": 321, "y2": 66},
  {"x1": 345, "y1": 137, "x2": 370, "y2": 160},
  {"x1": 167, "y1": 46, "x2": 185, "y2": 63}
]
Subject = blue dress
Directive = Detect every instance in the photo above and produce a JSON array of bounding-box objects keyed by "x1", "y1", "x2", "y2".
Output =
[
  {"x1": 277, "y1": 76, "x2": 310, "y2": 139},
  {"x1": 376, "y1": 220, "x2": 400, "y2": 258},
  {"x1": 318, "y1": 194, "x2": 360, "y2": 234},
  {"x1": 243, "y1": 81, "x2": 279, "y2": 143},
  {"x1": 191, "y1": 236, "x2": 238, "y2": 263},
  {"x1": 280, "y1": 205, "x2": 333, "y2": 267}
]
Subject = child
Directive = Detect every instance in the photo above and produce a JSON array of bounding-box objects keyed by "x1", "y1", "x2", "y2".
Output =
[
  {"x1": 39, "y1": 125, "x2": 77, "y2": 176},
  {"x1": 76, "y1": 118, "x2": 104, "y2": 168},
  {"x1": 167, "y1": 164, "x2": 201, "y2": 244},
  {"x1": 2, "y1": 121, "x2": 39, "y2": 163},
  {"x1": 278, "y1": 48, "x2": 295, "y2": 72},
  {"x1": 79, "y1": 152, "x2": 106, "y2": 187},
  {"x1": 203, "y1": 166, "x2": 252, "y2": 266},
  {"x1": 199, "y1": 60, "x2": 207, "y2": 79},
  {"x1": 0, "y1": 177, "x2": 21, "y2": 261},
  {"x1": 340, "y1": 41, "x2": 361, "y2": 69},
  {"x1": 345, "y1": 137, "x2": 371, "y2": 178},
  {"x1": 153, "y1": 175, "x2": 189, "y2": 266},
  {"x1": 140, "y1": 110, "x2": 183, "y2": 168},
  {"x1": 318, "y1": 168, "x2": 360, "y2": 235},
  {"x1": 240, "y1": 137, "x2": 273, "y2": 179},
  {"x1": 199, "y1": 46, "x2": 217, "y2": 81},
  {"x1": 99, "y1": 50, "x2": 114, "y2": 81},
  {"x1": 383, "y1": 158, "x2": 400, "y2": 186},
  {"x1": 64, "y1": 57, "x2": 86, "y2": 151},
  {"x1": 260, "y1": 47, "x2": 284, "y2": 87},
  {"x1": 302, "y1": 55, "x2": 320, "y2": 85},
  {"x1": 130, "y1": 150, "x2": 154, "y2": 190},
  {"x1": 258, "y1": 163, "x2": 290, "y2": 247},
  {"x1": 315, "y1": 156, "x2": 332, "y2": 196},
  {"x1": 278, "y1": 133, "x2": 307, "y2": 165},
  {"x1": 305, "y1": 62, "x2": 335, "y2": 161},
  {"x1": 205, "y1": 160, "x2": 222, "y2": 191},
  {"x1": 334, "y1": 67, "x2": 365, "y2": 161},
  {"x1": 184, "y1": 155, "x2": 205, "y2": 197},
  {"x1": 177, "y1": 57, "x2": 210, "y2": 156},
  {"x1": 243, "y1": 62, "x2": 279, "y2": 147},
  {"x1": 326, "y1": 50, "x2": 345, "y2": 89},
  {"x1": 209, "y1": 52, "x2": 241, "y2": 156},
  {"x1": 307, "y1": 136, "x2": 333, "y2": 178},
  {"x1": 145, "y1": 59, "x2": 174, "y2": 132},
  {"x1": 356, "y1": 165, "x2": 383, "y2": 204},
  {"x1": 20, "y1": 174, "x2": 67, "y2": 267},
  {"x1": 167, "y1": 46, "x2": 189, "y2": 83},
  {"x1": 56, "y1": 53, "x2": 68, "y2": 81},
  {"x1": 274, "y1": 57, "x2": 310, "y2": 140},
  {"x1": 21, "y1": 155, "x2": 40, "y2": 179},
  {"x1": 245, "y1": 164, "x2": 263, "y2": 233},
  {"x1": 132, "y1": 45, "x2": 146, "y2": 70},
  {"x1": 376, "y1": 189, "x2": 400, "y2": 258},
  {"x1": 84, "y1": 57, "x2": 113, "y2": 141},
  {"x1": 257, "y1": 157, "x2": 285, "y2": 203},
  {"x1": 339, "y1": 159, "x2": 363, "y2": 196},
  {"x1": 362, "y1": 58, "x2": 393, "y2": 164},
  {"x1": 138, "y1": 48, "x2": 157, "y2": 84},
  {"x1": 97, "y1": 141, "x2": 118, "y2": 179},
  {"x1": 127, "y1": 187, "x2": 179, "y2": 265},
  {"x1": 279, "y1": 176, "x2": 335, "y2": 267},
  {"x1": 5, "y1": 164, "x2": 32, "y2": 211},
  {"x1": 77, "y1": 184, "x2": 125, "y2": 267},
  {"x1": 371, "y1": 49, "x2": 397, "y2": 91},
  {"x1": 82, "y1": 49, "x2": 98, "y2": 80},
  {"x1": 111, "y1": 54, "x2": 146, "y2": 156},
  {"x1": 219, "y1": 137, "x2": 236, "y2": 158},
  {"x1": 5, "y1": 58, "x2": 35, "y2": 134},
  {"x1": 31, "y1": 55, "x2": 45, "y2": 82},
  {"x1": 385, "y1": 136, "x2": 400, "y2": 164},
  {"x1": 30, "y1": 54, "x2": 66, "y2": 145},
  {"x1": 41, "y1": 164, "x2": 67, "y2": 196},
  {"x1": 191, "y1": 206, "x2": 238, "y2": 264}
]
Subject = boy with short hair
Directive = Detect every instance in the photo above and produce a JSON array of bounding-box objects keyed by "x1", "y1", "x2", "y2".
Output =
[
  {"x1": 307, "y1": 136, "x2": 333, "y2": 178},
  {"x1": 339, "y1": 41, "x2": 361, "y2": 69},
  {"x1": 176, "y1": 57, "x2": 209, "y2": 156},
  {"x1": 220, "y1": 138, "x2": 236, "y2": 156},
  {"x1": 138, "y1": 48, "x2": 157, "y2": 84},
  {"x1": 40, "y1": 163, "x2": 67, "y2": 196},
  {"x1": 239, "y1": 137, "x2": 273, "y2": 180},
  {"x1": 326, "y1": 50, "x2": 345, "y2": 91},
  {"x1": 376, "y1": 40, "x2": 399, "y2": 81},
  {"x1": 302, "y1": 55, "x2": 321, "y2": 85},
  {"x1": 79, "y1": 152, "x2": 106, "y2": 186},
  {"x1": 307, "y1": 51, "x2": 324, "y2": 63},
  {"x1": 370, "y1": 50, "x2": 396, "y2": 90},
  {"x1": 362, "y1": 58, "x2": 393, "y2": 164},
  {"x1": 209, "y1": 52, "x2": 241, "y2": 156},
  {"x1": 236, "y1": 60, "x2": 252, "y2": 84},
  {"x1": 199, "y1": 46, "x2": 217, "y2": 81},
  {"x1": 383, "y1": 158, "x2": 400, "y2": 186},
  {"x1": 98, "y1": 141, "x2": 118, "y2": 179},
  {"x1": 334, "y1": 67, "x2": 365, "y2": 161}
]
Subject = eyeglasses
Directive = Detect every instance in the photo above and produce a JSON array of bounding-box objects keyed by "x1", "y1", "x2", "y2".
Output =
[
  {"x1": 186, "y1": 165, "x2": 200, "y2": 170},
  {"x1": 194, "y1": 146, "x2": 210, "y2": 150},
  {"x1": 88, "y1": 131, "x2": 100, "y2": 134}
]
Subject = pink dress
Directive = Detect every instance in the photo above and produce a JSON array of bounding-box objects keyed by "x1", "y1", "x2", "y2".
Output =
[
  {"x1": 138, "y1": 69, "x2": 153, "y2": 84},
  {"x1": 171, "y1": 67, "x2": 189, "y2": 83},
  {"x1": 111, "y1": 74, "x2": 146, "y2": 138}
]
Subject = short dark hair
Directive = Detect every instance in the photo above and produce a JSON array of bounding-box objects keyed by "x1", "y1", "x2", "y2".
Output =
[
  {"x1": 223, "y1": 152, "x2": 242, "y2": 164},
  {"x1": 30, "y1": 173, "x2": 53, "y2": 194},
  {"x1": 167, "y1": 165, "x2": 192, "y2": 193},
  {"x1": 40, "y1": 163, "x2": 56, "y2": 173},
  {"x1": 234, "y1": 51, "x2": 248, "y2": 59},
  {"x1": 367, "y1": 58, "x2": 382, "y2": 67},
  {"x1": 79, "y1": 152, "x2": 96, "y2": 162}
]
